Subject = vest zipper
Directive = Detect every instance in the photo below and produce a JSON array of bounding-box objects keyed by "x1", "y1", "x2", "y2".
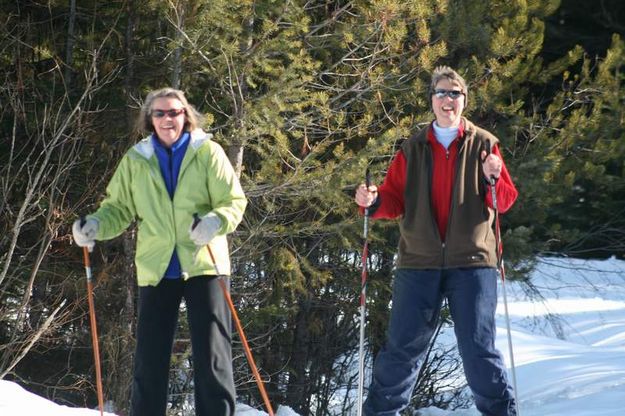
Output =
[
  {"x1": 426, "y1": 146, "x2": 445, "y2": 266},
  {"x1": 442, "y1": 139, "x2": 464, "y2": 268}
]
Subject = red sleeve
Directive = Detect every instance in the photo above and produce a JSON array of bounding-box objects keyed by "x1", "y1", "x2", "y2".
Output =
[
  {"x1": 484, "y1": 145, "x2": 518, "y2": 213},
  {"x1": 371, "y1": 150, "x2": 406, "y2": 219}
]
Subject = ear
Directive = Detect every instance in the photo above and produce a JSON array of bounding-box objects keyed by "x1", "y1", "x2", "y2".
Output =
[{"x1": 428, "y1": 89, "x2": 434, "y2": 112}]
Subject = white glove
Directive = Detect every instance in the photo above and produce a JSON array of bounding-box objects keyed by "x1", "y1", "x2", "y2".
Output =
[
  {"x1": 189, "y1": 213, "x2": 222, "y2": 246},
  {"x1": 72, "y1": 218, "x2": 99, "y2": 251}
]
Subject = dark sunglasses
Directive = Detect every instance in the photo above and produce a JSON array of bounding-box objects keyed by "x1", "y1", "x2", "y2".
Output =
[
  {"x1": 151, "y1": 108, "x2": 186, "y2": 118},
  {"x1": 432, "y1": 89, "x2": 464, "y2": 99}
]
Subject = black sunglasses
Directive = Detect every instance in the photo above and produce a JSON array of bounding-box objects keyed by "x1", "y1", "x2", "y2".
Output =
[
  {"x1": 432, "y1": 89, "x2": 464, "y2": 99},
  {"x1": 152, "y1": 108, "x2": 186, "y2": 118}
]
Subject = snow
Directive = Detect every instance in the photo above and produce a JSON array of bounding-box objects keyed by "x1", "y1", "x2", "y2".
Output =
[
  {"x1": 0, "y1": 379, "x2": 116, "y2": 416},
  {"x1": 1, "y1": 256, "x2": 624, "y2": 416},
  {"x1": 235, "y1": 403, "x2": 299, "y2": 416}
]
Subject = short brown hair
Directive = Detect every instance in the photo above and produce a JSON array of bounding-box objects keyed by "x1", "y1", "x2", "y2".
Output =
[
  {"x1": 136, "y1": 87, "x2": 204, "y2": 135},
  {"x1": 430, "y1": 66, "x2": 468, "y2": 97}
]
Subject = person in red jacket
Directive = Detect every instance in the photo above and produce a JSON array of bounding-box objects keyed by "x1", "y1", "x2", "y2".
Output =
[{"x1": 355, "y1": 66, "x2": 518, "y2": 416}]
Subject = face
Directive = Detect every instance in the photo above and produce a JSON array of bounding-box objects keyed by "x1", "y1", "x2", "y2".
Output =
[
  {"x1": 150, "y1": 97, "x2": 187, "y2": 147},
  {"x1": 431, "y1": 78, "x2": 465, "y2": 128}
]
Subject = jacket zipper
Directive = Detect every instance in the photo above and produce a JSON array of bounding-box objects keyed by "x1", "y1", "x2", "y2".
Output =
[
  {"x1": 167, "y1": 150, "x2": 185, "y2": 279},
  {"x1": 152, "y1": 149, "x2": 182, "y2": 280}
]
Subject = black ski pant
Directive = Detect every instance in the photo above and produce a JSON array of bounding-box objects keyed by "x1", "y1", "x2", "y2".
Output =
[{"x1": 130, "y1": 276, "x2": 235, "y2": 416}]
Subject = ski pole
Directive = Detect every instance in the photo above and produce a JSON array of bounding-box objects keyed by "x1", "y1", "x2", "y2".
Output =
[
  {"x1": 192, "y1": 214, "x2": 275, "y2": 416},
  {"x1": 357, "y1": 169, "x2": 371, "y2": 416},
  {"x1": 485, "y1": 143, "x2": 521, "y2": 415},
  {"x1": 80, "y1": 218, "x2": 105, "y2": 416}
]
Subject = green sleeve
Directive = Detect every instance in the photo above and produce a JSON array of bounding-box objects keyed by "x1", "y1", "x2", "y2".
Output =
[
  {"x1": 91, "y1": 155, "x2": 137, "y2": 240},
  {"x1": 204, "y1": 142, "x2": 247, "y2": 234}
]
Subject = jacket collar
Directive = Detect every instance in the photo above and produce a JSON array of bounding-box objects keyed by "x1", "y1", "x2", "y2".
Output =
[{"x1": 133, "y1": 129, "x2": 213, "y2": 160}]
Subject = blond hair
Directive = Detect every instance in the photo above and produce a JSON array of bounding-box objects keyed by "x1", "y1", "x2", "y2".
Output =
[{"x1": 136, "y1": 87, "x2": 204, "y2": 135}]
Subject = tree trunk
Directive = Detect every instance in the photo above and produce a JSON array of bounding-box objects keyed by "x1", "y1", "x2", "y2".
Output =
[
  {"x1": 285, "y1": 298, "x2": 312, "y2": 414},
  {"x1": 171, "y1": 1, "x2": 184, "y2": 89},
  {"x1": 64, "y1": 0, "x2": 76, "y2": 84}
]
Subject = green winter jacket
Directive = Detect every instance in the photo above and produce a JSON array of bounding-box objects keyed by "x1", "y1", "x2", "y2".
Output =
[{"x1": 89, "y1": 129, "x2": 247, "y2": 286}]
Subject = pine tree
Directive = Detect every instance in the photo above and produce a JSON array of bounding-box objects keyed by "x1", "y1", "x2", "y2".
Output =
[{"x1": 531, "y1": 35, "x2": 625, "y2": 258}]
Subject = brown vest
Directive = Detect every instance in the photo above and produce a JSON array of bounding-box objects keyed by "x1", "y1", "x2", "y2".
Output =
[{"x1": 397, "y1": 119, "x2": 498, "y2": 269}]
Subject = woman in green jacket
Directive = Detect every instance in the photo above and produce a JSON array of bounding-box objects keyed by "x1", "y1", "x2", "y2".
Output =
[{"x1": 72, "y1": 88, "x2": 247, "y2": 416}]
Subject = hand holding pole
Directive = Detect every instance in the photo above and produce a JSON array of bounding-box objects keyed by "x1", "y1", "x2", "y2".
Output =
[
  {"x1": 357, "y1": 169, "x2": 371, "y2": 416},
  {"x1": 483, "y1": 143, "x2": 521, "y2": 414},
  {"x1": 80, "y1": 217, "x2": 104, "y2": 416}
]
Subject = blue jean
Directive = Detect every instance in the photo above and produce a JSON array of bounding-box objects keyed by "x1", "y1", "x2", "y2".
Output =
[{"x1": 363, "y1": 268, "x2": 516, "y2": 416}]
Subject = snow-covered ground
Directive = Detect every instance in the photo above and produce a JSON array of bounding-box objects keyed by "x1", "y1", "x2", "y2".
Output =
[{"x1": 2, "y1": 256, "x2": 624, "y2": 416}]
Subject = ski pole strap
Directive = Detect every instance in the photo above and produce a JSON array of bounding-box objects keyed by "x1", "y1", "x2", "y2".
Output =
[
  {"x1": 484, "y1": 140, "x2": 497, "y2": 186},
  {"x1": 484, "y1": 138, "x2": 492, "y2": 157},
  {"x1": 192, "y1": 212, "x2": 201, "y2": 230}
]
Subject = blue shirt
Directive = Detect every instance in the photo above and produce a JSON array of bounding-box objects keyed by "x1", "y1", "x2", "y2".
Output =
[{"x1": 152, "y1": 132, "x2": 191, "y2": 278}]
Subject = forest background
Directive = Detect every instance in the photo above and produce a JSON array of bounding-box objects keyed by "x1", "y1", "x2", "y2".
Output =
[{"x1": 1, "y1": 0, "x2": 624, "y2": 415}]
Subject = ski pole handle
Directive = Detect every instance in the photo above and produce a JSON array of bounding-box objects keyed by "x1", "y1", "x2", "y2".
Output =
[
  {"x1": 192, "y1": 212, "x2": 201, "y2": 230},
  {"x1": 484, "y1": 140, "x2": 497, "y2": 187}
]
